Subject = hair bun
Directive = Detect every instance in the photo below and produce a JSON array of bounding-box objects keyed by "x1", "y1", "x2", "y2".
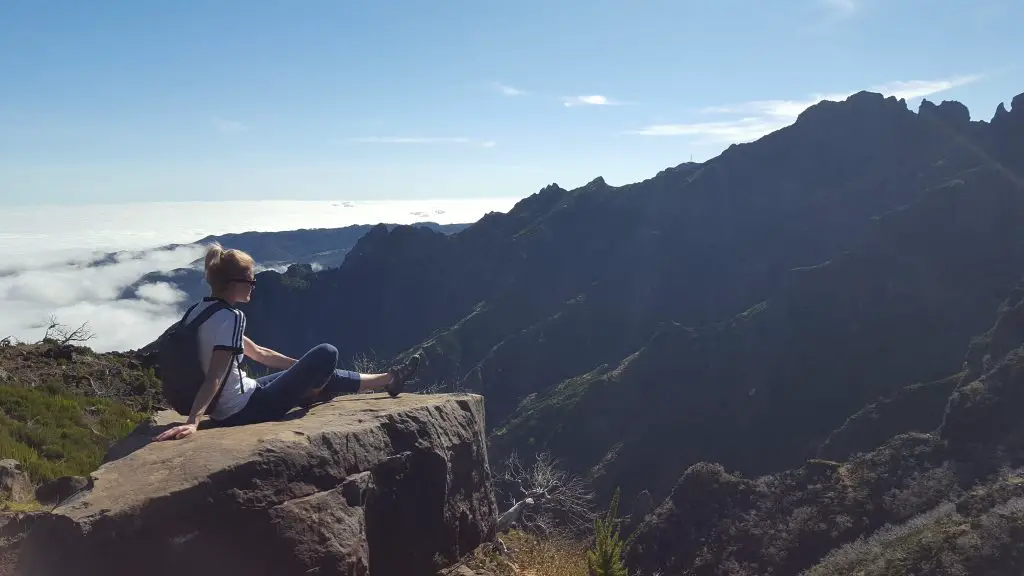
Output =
[{"x1": 204, "y1": 242, "x2": 224, "y2": 271}]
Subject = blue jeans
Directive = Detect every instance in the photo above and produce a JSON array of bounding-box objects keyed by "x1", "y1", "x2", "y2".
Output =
[{"x1": 217, "y1": 343, "x2": 361, "y2": 426}]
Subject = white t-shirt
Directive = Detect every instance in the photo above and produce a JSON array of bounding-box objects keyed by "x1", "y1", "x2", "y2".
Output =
[{"x1": 182, "y1": 297, "x2": 260, "y2": 420}]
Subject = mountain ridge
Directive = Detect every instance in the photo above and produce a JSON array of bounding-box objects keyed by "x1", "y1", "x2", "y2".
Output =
[
  {"x1": 231, "y1": 91, "x2": 1024, "y2": 506},
  {"x1": 117, "y1": 221, "x2": 469, "y2": 307}
]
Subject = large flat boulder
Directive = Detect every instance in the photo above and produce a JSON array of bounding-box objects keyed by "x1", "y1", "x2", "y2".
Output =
[{"x1": 18, "y1": 393, "x2": 498, "y2": 576}]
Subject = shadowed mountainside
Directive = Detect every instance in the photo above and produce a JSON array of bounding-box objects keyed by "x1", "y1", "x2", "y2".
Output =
[
  {"x1": 492, "y1": 163, "x2": 1024, "y2": 504},
  {"x1": 234, "y1": 91, "x2": 1024, "y2": 510},
  {"x1": 625, "y1": 278, "x2": 1024, "y2": 575}
]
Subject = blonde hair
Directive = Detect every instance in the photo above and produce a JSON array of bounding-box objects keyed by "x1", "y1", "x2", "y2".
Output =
[{"x1": 204, "y1": 242, "x2": 256, "y2": 293}]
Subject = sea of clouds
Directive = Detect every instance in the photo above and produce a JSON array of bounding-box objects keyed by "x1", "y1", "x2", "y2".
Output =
[{"x1": 0, "y1": 197, "x2": 519, "y2": 352}]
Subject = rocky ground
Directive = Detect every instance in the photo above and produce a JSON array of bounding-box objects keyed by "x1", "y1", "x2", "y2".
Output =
[{"x1": 18, "y1": 393, "x2": 498, "y2": 576}]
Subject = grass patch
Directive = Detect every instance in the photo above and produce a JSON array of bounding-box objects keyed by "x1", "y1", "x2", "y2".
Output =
[
  {"x1": 458, "y1": 531, "x2": 589, "y2": 576},
  {"x1": 0, "y1": 384, "x2": 144, "y2": 483},
  {"x1": 0, "y1": 499, "x2": 43, "y2": 513}
]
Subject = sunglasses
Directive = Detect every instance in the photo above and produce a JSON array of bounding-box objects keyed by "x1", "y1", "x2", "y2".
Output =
[{"x1": 231, "y1": 278, "x2": 257, "y2": 287}]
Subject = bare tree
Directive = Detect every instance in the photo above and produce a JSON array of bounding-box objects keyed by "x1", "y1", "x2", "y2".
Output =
[
  {"x1": 495, "y1": 450, "x2": 596, "y2": 537},
  {"x1": 40, "y1": 315, "x2": 95, "y2": 346},
  {"x1": 351, "y1": 350, "x2": 381, "y2": 374}
]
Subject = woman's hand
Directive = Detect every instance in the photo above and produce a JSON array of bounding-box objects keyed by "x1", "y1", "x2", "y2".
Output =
[{"x1": 154, "y1": 423, "x2": 198, "y2": 441}]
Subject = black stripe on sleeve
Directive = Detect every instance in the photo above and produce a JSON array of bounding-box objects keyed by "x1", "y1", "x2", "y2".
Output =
[
  {"x1": 233, "y1": 310, "x2": 245, "y2": 350},
  {"x1": 213, "y1": 308, "x2": 245, "y2": 354}
]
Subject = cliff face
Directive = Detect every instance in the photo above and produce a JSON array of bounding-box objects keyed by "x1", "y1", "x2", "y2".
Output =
[
  {"x1": 625, "y1": 278, "x2": 1024, "y2": 576},
  {"x1": 18, "y1": 393, "x2": 497, "y2": 576}
]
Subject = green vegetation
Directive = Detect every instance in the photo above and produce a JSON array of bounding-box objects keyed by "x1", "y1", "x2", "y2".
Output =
[
  {"x1": 0, "y1": 338, "x2": 156, "y2": 484},
  {"x1": 587, "y1": 488, "x2": 629, "y2": 576},
  {"x1": 805, "y1": 488, "x2": 1024, "y2": 576},
  {"x1": 1, "y1": 499, "x2": 43, "y2": 513},
  {"x1": 0, "y1": 385, "x2": 145, "y2": 482}
]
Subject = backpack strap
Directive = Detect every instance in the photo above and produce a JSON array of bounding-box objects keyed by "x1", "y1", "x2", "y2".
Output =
[
  {"x1": 181, "y1": 301, "x2": 201, "y2": 319},
  {"x1": 186, "y1": 300, "x2": 236, "y2": 415},
  {"x1": 176, "y1": 301, "x2": 202, "y2": 327},
  {"x1": 186, "y1": 300, "x2": 230, "y2": 328}
]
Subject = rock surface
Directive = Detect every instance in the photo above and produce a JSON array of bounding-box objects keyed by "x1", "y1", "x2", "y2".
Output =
[
  {"x1": 0, "y1": 461, "x2": 33, "y2": 504},
  {"x1": 33, "y1": 475, "x2": 90, "y2": 507},
  {"x1": 0, "y1": 511, "x2": 43, "y2": 576},
  {"x1": 18, "y1": 393, "x2": 498, "y2": 576}
]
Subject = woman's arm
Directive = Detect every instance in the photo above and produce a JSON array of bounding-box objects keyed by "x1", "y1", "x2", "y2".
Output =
[
  {"x1": 243, "y1": 336, "x2": 296, "y2": 369},
  {"x1": 155, "y1": 349, "x2": 234, "y2": 441}
]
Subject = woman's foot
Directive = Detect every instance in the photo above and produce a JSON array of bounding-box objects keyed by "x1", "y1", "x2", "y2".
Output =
[{"x1": 387, "y1": 352, "x2": 423, "y2": 397}]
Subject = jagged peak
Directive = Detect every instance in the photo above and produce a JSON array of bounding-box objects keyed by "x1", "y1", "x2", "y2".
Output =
[
  {"x1": 584, "y1": 176, "x2": 608, "y2": 189},
  {"x1": 992, "y1": 92, "x2": 1024, "y2": 124},
  {"x1": 538, "y1": 182, "x2": 566, "y2": 195},
  {"x1": 918, "y1": 98, "x2": 972, "y2": 126},
  {"x1": 795, "y1": 90, "x2": 908, "y2": 125}
]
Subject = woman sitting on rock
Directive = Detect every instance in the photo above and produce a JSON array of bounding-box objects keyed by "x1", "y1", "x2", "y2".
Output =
[{"x1": 155, "y1": 243, "x2": 422, "y2": 442}]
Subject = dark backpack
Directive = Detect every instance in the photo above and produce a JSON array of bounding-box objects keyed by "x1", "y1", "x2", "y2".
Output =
[{"x1": 156, "y1": 301, "x2": 231, "y2": 416}]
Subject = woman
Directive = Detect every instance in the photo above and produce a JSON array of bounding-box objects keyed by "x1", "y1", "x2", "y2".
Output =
[{"x1": 155, "y1": 243, "x2": 422, "y2": 442}]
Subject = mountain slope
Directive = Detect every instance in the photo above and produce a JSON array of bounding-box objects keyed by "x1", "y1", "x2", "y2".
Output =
[
  {"x1": 625, "y1": 276, "x2": 1024, "y2": 575},
  {"x1": 235, "y1": 91, "x2": 1023, "y2": 503},
  {"x1": 247, "y1": 93, "x2": 1013, "y2": 372},
  {"x1": 491, "y1": 162, "x2": 1024, "y2": 504}
]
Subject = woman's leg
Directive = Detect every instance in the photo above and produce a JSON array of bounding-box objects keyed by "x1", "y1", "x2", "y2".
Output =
[
  {"x1": 320, "y1": 352, "x2": 425, "y2": 399},
  {"x1": 224, "y1": 343, "x2": 340, "y2": 425},
  {"x1": 221, "y1": 346, "x2": 426, "y2": 426}
]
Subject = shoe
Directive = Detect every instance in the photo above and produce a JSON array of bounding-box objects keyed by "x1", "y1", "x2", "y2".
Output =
[{"x1": 387, "y1": 352, "x2": 423, "y2": 397}]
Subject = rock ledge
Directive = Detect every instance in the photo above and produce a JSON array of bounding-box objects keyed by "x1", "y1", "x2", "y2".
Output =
[{"x1": 19, "y1": 393, "x2": 497, "y2": 576}]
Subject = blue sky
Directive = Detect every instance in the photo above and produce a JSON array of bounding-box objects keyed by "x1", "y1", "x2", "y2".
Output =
[{"x1": 0, "y1": 0, "x2": 1020, "y2": 206}]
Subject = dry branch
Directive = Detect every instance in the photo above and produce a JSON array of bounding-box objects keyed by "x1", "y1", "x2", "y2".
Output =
[{"x1": 495, "y1": 450, "x2": 595, "y2": 537}]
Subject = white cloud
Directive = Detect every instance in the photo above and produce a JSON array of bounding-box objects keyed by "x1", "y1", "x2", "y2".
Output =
[
  {"x1": 629, "y1": 74, "x2": 983, "y2": 143},
  {"x1": 494, "y1": 82, "x2": 526, "y2": 96},
  {"x1": 0, "y1": 245, "x2": 203, "y2": 352},
  {"x1": 631, "y1": 118, "x2": 792, "y2": 142},
  {"x1": 212, "y1": 116, "x2": 247, "y2": 135},
  {"x1": 562, "y1": 95, "x2": 624, "y2": 107},
  {"x1": 349, "y1": 136, "x2": 496, "y2": 148},
  {"x1": 0, "y1": 198, "x2": 522, "y2": 352},
  {"x1": 134, "y1": 281, "x2": 188, "y2": 306},
  {"x1": 873, "y1": 75, "x2": 983, "y2": 100}
]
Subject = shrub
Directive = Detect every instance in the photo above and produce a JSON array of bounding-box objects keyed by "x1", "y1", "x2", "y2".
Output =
[
  {"x1": 587, "y1": 488, "x2": 628, "y2": 576},
  {"x1": 457, "y1": 530, "x2": 588, "y2": 576}
]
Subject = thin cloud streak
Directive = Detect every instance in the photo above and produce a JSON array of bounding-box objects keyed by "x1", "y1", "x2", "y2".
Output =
[
  {"x1": 494, "y1": 82, "x2": 527, "y2": 96},
  {"x1": 629, "y1": 74, "x2": 983, "y2": 143},
  {"x1": 562, "y1": 95, "x2": 625, "y2": 107},
  {"x1": 631, "y1": 118, "x2": 788, "y2": 142},
  {"x1": 877, "y1": 75, "x2": 983, "y2": 100}
]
